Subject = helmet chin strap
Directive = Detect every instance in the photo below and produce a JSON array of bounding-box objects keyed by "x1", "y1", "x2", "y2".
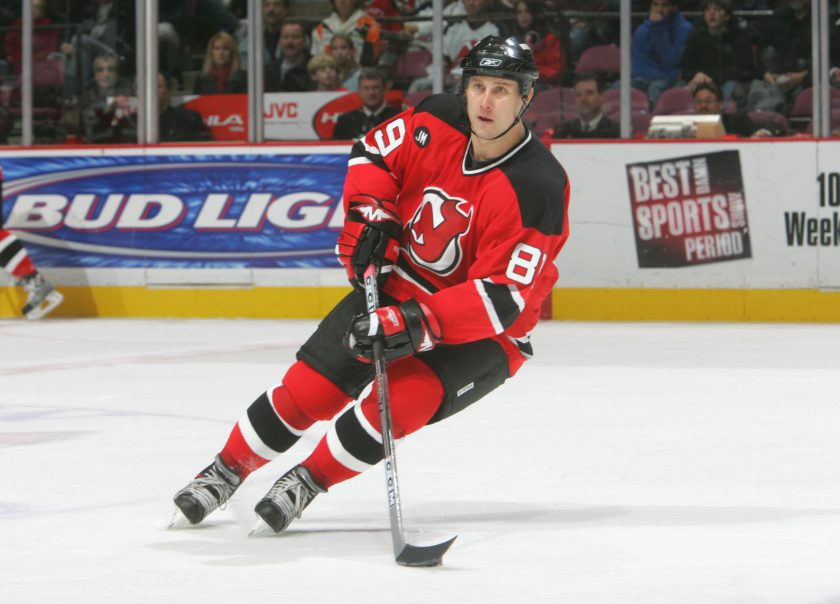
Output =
[{"x1": 470, "y1": 94, "x2": 533, "y2": 142}]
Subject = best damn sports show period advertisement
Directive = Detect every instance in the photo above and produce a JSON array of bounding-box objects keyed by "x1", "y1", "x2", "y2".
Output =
[
  {"x1": 0, "y1": 153, "x2": 348, "y2": 268},
  {"x1": 626, "y1": 150, "x2": 751, "y2": 268}
]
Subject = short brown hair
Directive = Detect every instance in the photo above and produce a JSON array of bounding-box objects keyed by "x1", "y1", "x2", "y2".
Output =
[{"x1": 693, "y1": 81, "x2": 723, "y2": 102}]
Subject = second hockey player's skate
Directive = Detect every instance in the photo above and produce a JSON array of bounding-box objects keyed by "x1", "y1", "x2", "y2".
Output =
[
  {"x1": 253, "y1": 465, "x2": 326, "y2": 533},
  {"x1": 20, "y1": 272, "x2": 63, "y2": 320},
  {"x1": 171, "y1": 455, "x2": 242, "y2": 527}
]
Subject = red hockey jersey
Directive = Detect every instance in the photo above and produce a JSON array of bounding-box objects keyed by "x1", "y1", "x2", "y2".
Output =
[{"x1": 342, "y1": 93, "x2": 570, "y2": 372}]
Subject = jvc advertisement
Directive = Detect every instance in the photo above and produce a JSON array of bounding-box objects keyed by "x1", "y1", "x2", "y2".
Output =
[{"x1": 0, "y1": 151, "x2": 348, "y2": 268}]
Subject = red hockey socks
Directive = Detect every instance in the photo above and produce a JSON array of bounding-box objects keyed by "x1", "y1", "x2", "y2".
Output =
[
  {"x1": 219, "y1": 361, "x2": 352, "y2": 478},
  {"x1": 302, "y1": 356, "x2": 444, "y2": 489}
]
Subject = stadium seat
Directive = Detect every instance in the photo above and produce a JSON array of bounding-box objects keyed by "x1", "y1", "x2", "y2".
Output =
[
  {"x1": 748, "y1": 110, "x2": 789, "y2": 135},
  {"x1": 791, "y1": 87, "x2": 840, "y2": 118},
  {"x1": 652, "y1": 86, "x2": 694, "y2": 115},
  {"x1": 530, "y1": 86, "x2": 576, "y2": 117},
  {"x1": 526, "y1": 87, "x2": 577, "y2": 134},
  {"x1": 604, "y1": 106, "x2": 652, "y2": 137},
  {"x1": 392, "y1": 49, "x2": 432, "y2": 88},
  {"x1": 602, "y1": 87, "x2": 649, "y2": 115},
  {"x1": 575, "y1": 44, "x2": 620, "y2": 76},
  {"x1": 402, "y1": 89, "x2": 432, "y2": 108}
]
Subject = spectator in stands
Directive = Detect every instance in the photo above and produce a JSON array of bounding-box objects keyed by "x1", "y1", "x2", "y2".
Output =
[
  {"x1": 158, "y1": 0, "x2": 240, "y2": 81},
  {"x1": 115, "y1": 73, "x2": 213, "y2": 142},
  {"x1": 3, "y1": 0, "x2": 62, "y2": 76},
  {"x1": 693, "y1": 81, "x2": 783, "y2": 137},
  {"x1": 406, "y1": 0, "x2": 465, "y2": 53},
  {"x1": 751, "y1": 0, "x2": 810, "y2": 113},
  {"x1": 265, "y1": 20, "x2": 315, "y2": 92},
  {"x1": 631, "y1": 0, "x2": 693, "y2": 107},
  {"x1": 363, "y1": 0, "x2": 424, "y2": 67},
  {"x1": 504, "y1": 0, "x2": 569, "y2": 89},
  {"x1": 59, "y1": 0, "x2": 134, "y2": 99},
  {"x1": 442, "y1": 0, "x2": 501, "y2": 91},
  {"x1": 328, "y1": 33, "x2": 361, "y2": 91},
  {"x1": 79, "y1": 52, "x2": 133, "y2": 144},
  {"x1": 238, "y1": 0, "x2": 289, "y2": 66},
  {"x1": 194, "y1": 31, "x2": 247, "y2": 95},
  {"x1": 308, "y1": 54, "x2": 345, "y2": 91},
  {"x1": 681, "y1": 0, "x2": 756, "y2": 108},
  {"x1": 158, "y1": 0, "x2": 239, "y2": 53},
  {"x1": 310, "y1": 0, "x2": 382, "y2": 66},
  {"x1": 551, "y1": 0, "x2": 614, "y2": 63},
  {"x1": 332, "y1": 66, "x2": 400, "y2": 140},
  {"x1": 554, "y1": 71, "x2": 620, "y2": 138}
]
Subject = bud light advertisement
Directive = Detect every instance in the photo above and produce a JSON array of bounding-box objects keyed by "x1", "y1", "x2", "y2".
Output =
[{"x1": 0, "y1": 151, "x2": 349, "y2": 268}]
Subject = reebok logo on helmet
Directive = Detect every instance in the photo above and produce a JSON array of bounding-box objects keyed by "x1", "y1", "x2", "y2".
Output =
[{"x1": 479, "y1": 58, "x2": 502, "y2": 67}]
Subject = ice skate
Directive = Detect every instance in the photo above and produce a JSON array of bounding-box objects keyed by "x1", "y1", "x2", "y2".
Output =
[
  {"x1": 252, "y1": 465, "x2": 326, "y2": 534},
  {"x1": 20, "y1": 272, "x2": 63, "y2": 320},
  {"x1": 170, "y1": 455, "x2": 242, "y2": 527}
]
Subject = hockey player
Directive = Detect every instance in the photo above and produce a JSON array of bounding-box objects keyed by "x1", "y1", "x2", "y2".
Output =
[
  {"x1": 172, "y1": 36, "x2": 571, "y2": 535},
  {"x1": 0, "y1": 229, "x2": 63, "y2": 319},
  {"x1": 1, "y1": 167, "x2": 63, "y2": 319}
]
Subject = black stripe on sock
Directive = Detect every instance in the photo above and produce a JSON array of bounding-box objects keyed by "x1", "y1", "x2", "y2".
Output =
[
  {"x1": 335, "y1": 407, "x2": 383, "y2": 466},
  {"x1": 0, "y1": 238, "x2": 23, "y2": 270},
  {"x1": 246, "y1": 392, "x2": 300, "y2": 453}
]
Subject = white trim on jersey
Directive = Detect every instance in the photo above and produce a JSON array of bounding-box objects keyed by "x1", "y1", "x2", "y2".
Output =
[
  {"x1": 474, "y1": 278, "x2": 505, "y2": 334},
  {"x1": 325, "y1": 423, "x2": 374, "y2": 474},
  {"x1": 348, "y1": 157, "x2": 373, "y2": 167},
  {"x1": 392, "y1": 263, "x2": 434, "y2": 295},
  {"x1": 508, "y1": 334, "x2": 533, "y2": 359},
  {"x1": 508, "y1": 283, "x2": 526, "y2": 312},
  {"x1": 461, "y1": 130, "x2": 532, "y2": 176},
  {"x1": 235, "y1": 412, "x2": 276, "y2": 462}
]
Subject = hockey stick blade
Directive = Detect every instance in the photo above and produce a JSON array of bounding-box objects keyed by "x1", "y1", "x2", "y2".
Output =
[
  {"x1": 396, "y1": 536, "x2": 458, "y2": 567},
  {"x1": 363, "y1": 263, "x2": 456, "y2": 567}
]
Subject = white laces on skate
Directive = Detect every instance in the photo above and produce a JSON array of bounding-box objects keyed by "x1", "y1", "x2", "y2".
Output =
[
  {"x1": 263, "y1": 473, "x2": 315, "y2": 521},
  {"x1": 182, "y1": 472, "x2": 237, "y2": 512}
]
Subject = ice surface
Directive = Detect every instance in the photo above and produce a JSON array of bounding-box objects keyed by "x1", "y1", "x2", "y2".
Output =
[{"x1": 1, "y1": 318, "x2": 839, "y2": 603}]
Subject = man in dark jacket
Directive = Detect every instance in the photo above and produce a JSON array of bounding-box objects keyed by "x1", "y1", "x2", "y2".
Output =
[
  {"x1": 265, "y1": 20, "x2": 315, "y2": 92},
  {"x1": 554, "y1": 72, "x2": 620, "y2": 139},
  {"x1": 115, "y1": 73, "x2": 212, "y2": 142},
  {"x1": 681, "y1": 0, "x2": 756, "y2": 106},
  {"x1": 332, "y1": 67, "x2": 400, "y2": 140}
]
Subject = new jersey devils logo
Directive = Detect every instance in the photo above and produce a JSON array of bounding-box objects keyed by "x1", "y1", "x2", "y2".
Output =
[{"x1": 406, "y1": 188, "x2": 473, "y2": 275}]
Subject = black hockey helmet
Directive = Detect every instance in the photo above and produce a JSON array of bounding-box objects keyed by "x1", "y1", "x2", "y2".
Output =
[{"x1": 459, "y1": 36, "x2": 540, "y2": 97}]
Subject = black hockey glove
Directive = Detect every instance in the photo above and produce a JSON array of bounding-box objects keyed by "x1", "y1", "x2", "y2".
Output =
[
  {"x1": 344, "y1": 299, "x2": 442, "y2": 362},
  {"x1": 336, "y1": 194, "x2": 402, "y2": 289}
]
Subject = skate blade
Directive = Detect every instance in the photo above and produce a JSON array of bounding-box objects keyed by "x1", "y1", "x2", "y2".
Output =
[
  {"x1": 25, "y1": 291, "x2": 63, "y2": 320},
  {"x1": 248, "y1": 516, "x2": 276, "y2": 537},
  {"x1": 168, "y1": 507, "x2": 193, "y2": 529}
]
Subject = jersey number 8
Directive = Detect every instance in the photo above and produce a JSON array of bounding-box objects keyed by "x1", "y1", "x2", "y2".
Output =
[{"x1": 506, "y1": 242, "x2": 543, "y2": 285}]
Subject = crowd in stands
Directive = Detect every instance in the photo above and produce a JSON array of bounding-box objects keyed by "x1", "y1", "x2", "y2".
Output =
[{"x1": 1, "y1": 0, "x2": 840, "y2": 144}]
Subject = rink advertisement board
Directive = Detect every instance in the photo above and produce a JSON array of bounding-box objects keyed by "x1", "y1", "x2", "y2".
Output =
[
  {"x1": 626, "y1": 150, "x2": 751, "y2": 268},
  {"x1": 551, "y1": 139, "x2": 840, "y2": 290},
  {"x1": 174, "y1": 91, "x2": 404, "y2": 141},
  {"x1": 0, "y1": 148, "x2": 349, "y2": 269},
  {"x1": 2, "y1": 140, "x2": 840, "y2": 321}
]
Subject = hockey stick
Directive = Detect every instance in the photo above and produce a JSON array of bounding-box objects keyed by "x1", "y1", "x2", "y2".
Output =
[{"x1": 363, "y1": 263, "x2": 457, "y2": 567}]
